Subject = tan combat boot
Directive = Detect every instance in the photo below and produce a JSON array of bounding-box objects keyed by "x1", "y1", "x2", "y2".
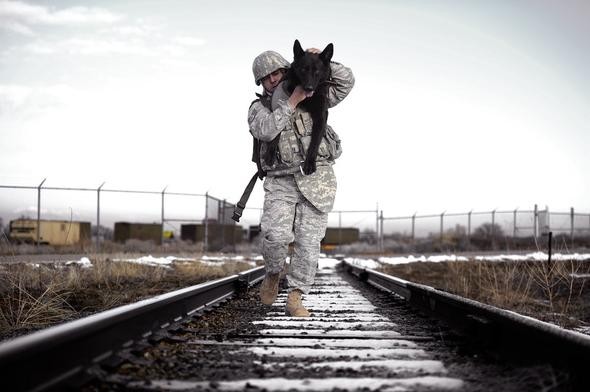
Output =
[
  {"x1": 286, "y1": 289, "x2": 310, "y2": 317},
  {"x1": 259, "y1": 273, "x2": 280, "y2": 305}
]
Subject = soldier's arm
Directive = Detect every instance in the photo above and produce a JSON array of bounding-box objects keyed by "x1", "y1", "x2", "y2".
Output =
[
  {"x1": 248, "y1": 100, "x2": 295, "y2": 142},
  {"x1": 327, "y1": 62, "x2": 355, "y2": 108}
]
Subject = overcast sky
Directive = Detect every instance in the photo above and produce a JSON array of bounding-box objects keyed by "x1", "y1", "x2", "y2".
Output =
[{"x1": 0, "y1": 0, "x2": 589, "y2": 229}]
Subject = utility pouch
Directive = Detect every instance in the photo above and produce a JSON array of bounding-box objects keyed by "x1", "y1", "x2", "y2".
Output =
[
  {"x1": 299, "y1": 135, "x2": 331, "y2": 159},
  {"x1": 324, "y1": 126, "x2": 342, "y2": 160},
  {"x1": 277, "y1": 129, "x2": 298, "y2": 163}
]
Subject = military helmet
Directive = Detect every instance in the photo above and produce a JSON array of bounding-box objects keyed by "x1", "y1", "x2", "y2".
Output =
[{"x1": 252, "y1": 50, "x2": 290, "y2": 85}]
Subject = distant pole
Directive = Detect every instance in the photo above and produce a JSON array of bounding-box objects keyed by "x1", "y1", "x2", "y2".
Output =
[
  {"x1": 375, "y1": 203, "x2": 379, "y2": 252},
  {"x1": 221, "y1": 199, "x2": 227, "y2": 250},
  {"x1": 379, "y1": 210, "x2": 384, "y2": 253},
  {"x1": 534, "y1": 204, "x2": 538, "y2": 238},
  {"x1": 36, "y1": 178, "x2": 46, "y2": 251},
  {"x1": 440, "y1": 211, "x2": 445, "y2": 243},
  {"x1": 161, "y1": 186, "x2": 168, "y2": 244},
  {"x1": 204, "y1": 193, "x2": 209, "y2": 253},
  {"x1": 571, "y1": 207, "x2": 575, "y2": 248},
  {"x1": 411, "y1": 212, "x2": 416, "y2": 244},
  {"x1": 491, "y1": 209, "x2": 496, "y2": 250},
  {"x1": 467, "y1": 210, "x2": 472, "y2": 246},
  {"x1": 96, "y1": 182, "x2": 105, "y2": 251},
  {"x1": 513, "y1": 208, "x2": 518, "y2": 239}
]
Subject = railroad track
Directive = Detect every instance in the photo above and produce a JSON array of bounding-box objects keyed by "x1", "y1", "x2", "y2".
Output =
[{"x1": 2, "y1": 260, "x2": 590, "y2": 391}]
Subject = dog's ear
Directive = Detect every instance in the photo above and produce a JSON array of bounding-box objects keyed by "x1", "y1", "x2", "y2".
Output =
[
  {"x1": 293, "y1": 39, "x2": 305, "y2": 59},
  {"x1": 319, "y1": 43, "x2": 333, "y2": 64}
]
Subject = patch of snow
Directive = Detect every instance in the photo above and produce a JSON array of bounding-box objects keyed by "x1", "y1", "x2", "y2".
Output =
[
  {"x1": 65, "y1": 257, "x2": 92, "y2": 268},
  {"x1": 201, "y1": 255, "x2": 245, "y2": 262},
  {"x1": 317, "y1": 257, "x2": 340, "y2": 269},
  {"x1": 114, "y1": 255, "x2": 174, "y2": 267},
  {"x1": 378, "y1": 254, "x2": 468, "y2": 265},
  {"x1": 343, "y1": 257, "x2": 381, "y2": 269},
  {"x1": 475, "y1": 252, "x2": 590, "y2": 262}
]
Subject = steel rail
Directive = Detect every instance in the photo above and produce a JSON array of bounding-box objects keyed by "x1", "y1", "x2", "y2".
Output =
[
  {"x1": 343, "y1": 261, "x2": 590, "y2": 386},
  {"x1": 0, "y1": 266, "x2": 265, "y2": 392}
]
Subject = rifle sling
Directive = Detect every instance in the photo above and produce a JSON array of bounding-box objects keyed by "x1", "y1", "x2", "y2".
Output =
[{"x1": 232, "y1": 171, "x2": 261, "y2": 222}]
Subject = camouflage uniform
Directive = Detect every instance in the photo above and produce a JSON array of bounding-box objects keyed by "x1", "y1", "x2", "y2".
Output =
[{"x1": 248, "y1": 60, "x2": 354, "y2": 294}]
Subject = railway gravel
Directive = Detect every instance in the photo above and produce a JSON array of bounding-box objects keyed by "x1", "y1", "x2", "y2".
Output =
[{"x1": 83, "y1": 265, "x2": 572, "y2": 391}]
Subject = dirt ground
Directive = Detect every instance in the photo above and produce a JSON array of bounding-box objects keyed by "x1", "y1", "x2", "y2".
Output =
[{"x1": 378, "y1": 260, "x2": 590, "y2": 330}]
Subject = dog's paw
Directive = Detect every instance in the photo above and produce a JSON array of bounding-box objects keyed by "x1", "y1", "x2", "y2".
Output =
[{"x1": 302, "y1": 160, "x2": 317, "y2": 175}]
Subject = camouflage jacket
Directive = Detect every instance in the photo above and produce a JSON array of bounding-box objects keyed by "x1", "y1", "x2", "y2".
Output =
[{"x1": 248, "y1": 62, "x2": 355, "y2": 176}]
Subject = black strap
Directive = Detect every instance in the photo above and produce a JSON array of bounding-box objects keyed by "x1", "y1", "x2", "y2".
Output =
[
  {"x1": 232, "y1": 172, "x2": 261, "y2": 222},
  {"x1": 232, "y1": 94, "x2": 273, "y2": 222}
]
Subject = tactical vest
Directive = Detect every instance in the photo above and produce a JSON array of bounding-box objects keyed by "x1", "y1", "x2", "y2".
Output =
[{"x1": 257, "y1": 84, "x2": 342, "y2": 176}]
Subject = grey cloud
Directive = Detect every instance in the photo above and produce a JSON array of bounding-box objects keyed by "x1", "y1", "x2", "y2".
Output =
[{"x1": 0, "y1": 0, "x2": 123, "y2": 34}]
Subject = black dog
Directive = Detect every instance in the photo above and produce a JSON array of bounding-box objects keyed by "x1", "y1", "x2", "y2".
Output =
[
  {"x1": 287, "y1": 39, "x2": 333, "y2": 175},
  {"x1": 264, "y1": 40, "x2": 333, "y2": 175}
]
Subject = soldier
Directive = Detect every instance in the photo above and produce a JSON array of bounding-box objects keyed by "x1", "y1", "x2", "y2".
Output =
[{"x1": 249, "y1": 48, "x2": 354, "y2": 317}]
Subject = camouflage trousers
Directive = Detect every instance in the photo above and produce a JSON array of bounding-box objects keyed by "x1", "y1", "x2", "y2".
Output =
[{"x1": 261, "y1": 174, "x2": 329, "y2": 294}]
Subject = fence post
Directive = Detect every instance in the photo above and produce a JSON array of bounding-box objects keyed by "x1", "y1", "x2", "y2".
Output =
[
  {"x1": 161, "y1": 186, "x2": 167, "y2": 244},
  {"x1": 96, "y1": 182, "x2": 105, "y2": 251},
  {"x1": 204, "y1": 192, "x2": 209, "y2": 253},
  {"x1": 534, "y1": 204, "x2": 538, "y2": 238},
  {"x1": 491, "y1": 209, "x2": 496, "y2": 250},
  {"x1": 36, "y1": 178, "x2": 46, "y2": 251},
  {"x1": 379, "y1": 210, "x2": 384, "y2": 253},
  {"x1": 375, "y1": 203, "x2": 379, "y2": 252},
  {"x1": 411, "y1": 212, "x2": 416, "y2": 244},
  {"x1": 467, "y1": 210, "x2": 472, "y2": 246},
  {"x1": 571, "y1": 207, "x2": 575, "y2": 248},
  {"x1": 221, "y1": 199, "x2": 227, "y2": 250},
  {"x1": 440, "y1": 211, "x2": 445, "y2": 243},
  {"x1": 513, "y1": 208, "x2": 518, "y2": 239}
]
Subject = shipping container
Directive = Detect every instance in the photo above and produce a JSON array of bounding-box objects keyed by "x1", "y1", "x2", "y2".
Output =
[
  {"x1": 181, "y1": 223, "x2": 241, "y2": 251},
  {"x1": 9, "y1": 219, "x2": 91, "y2": 246},
  {"x1": 322, "y1": 227, "x2": 360, "y2": 245},
  {"x1": 114, "y1": 222, "x2": 162, "y2": 245}
]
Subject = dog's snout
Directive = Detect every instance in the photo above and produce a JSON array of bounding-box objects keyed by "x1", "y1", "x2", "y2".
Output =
[{"x1": 304, "y1": 86, "x2": 314, "y2": 92}]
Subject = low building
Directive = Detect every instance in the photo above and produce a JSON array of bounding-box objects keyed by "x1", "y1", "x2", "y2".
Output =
[
  {"x1": 322, "y1": 227, "x2": 360, "y2": 246},
  {"x1": 9, "y1": 219, "x2": 91, "y2": 246},
  {"x1": 114, "y1": 222, "x2": 162, "y2": 245},
  {"x1": 181, "y1": 223, "x2": 242, "y2": 251}
]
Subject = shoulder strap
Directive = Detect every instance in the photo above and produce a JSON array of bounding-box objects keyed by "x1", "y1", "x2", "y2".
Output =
[
  {"x1": 233, "y1": 94, "x2": 274, "y2": 222},
  {"x1": 249, "y1": 95, "x2": 272, "y2": 178},
  {"x1": 232, "y1": 171, "x2": 260, "y2": 222}
]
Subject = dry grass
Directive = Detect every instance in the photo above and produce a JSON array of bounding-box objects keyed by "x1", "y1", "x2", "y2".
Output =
[
  {"x1": 379, "y1": 259, "x2": 590, "y2": 328},
  {"x1": 0, "y1": 254, "x2": 256, "y2": 341}
]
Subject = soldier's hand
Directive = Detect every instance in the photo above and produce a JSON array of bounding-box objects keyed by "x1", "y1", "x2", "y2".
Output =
[
  {"x1": 306, "y1": 48, "x2": 321, "y2": 54},
  {"x1": 288, "y1": 85, "x2": 309, "y2": 109}
]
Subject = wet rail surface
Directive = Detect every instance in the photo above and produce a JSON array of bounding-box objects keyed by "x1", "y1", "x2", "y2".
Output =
[{"x1": 82, "y1": 266, "x2": 570, "y2": 392}]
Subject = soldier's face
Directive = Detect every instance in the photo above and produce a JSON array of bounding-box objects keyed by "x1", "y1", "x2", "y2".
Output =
[{"x1": 261, "y1": 69, "x2": 285, "y2": 93}]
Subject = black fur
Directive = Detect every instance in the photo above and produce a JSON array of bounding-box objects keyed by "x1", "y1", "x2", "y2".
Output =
[{"x1": 286, "y1": 39, "x2": 333, "y2": 175}]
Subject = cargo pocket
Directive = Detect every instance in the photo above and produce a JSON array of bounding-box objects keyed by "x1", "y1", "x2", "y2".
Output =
[
  {"x1": 300, "y1": 135, "x2": 331, "y2": 159},
  {"x1": 325, "y1": 126, "x2": 342, "y2": 159},
  {"x1": 278, "y1": 129, "x2": 297, "y2": 163}
]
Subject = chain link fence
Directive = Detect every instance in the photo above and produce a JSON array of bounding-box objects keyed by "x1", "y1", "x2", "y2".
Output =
[
  {"x1": 0, "y1": 181, "x2": 236, "y2": 252},
  {"x1": 378, "y1": 205, "x2": 590, "y2": 252},
  {"x1": 2, "y1": 180, "x2": 588, "y2": 254}
]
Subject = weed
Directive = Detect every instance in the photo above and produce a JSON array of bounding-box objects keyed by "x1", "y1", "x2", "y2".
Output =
[{"x1": 0, "y1": 255, "x2": 254, "y2": 341}]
